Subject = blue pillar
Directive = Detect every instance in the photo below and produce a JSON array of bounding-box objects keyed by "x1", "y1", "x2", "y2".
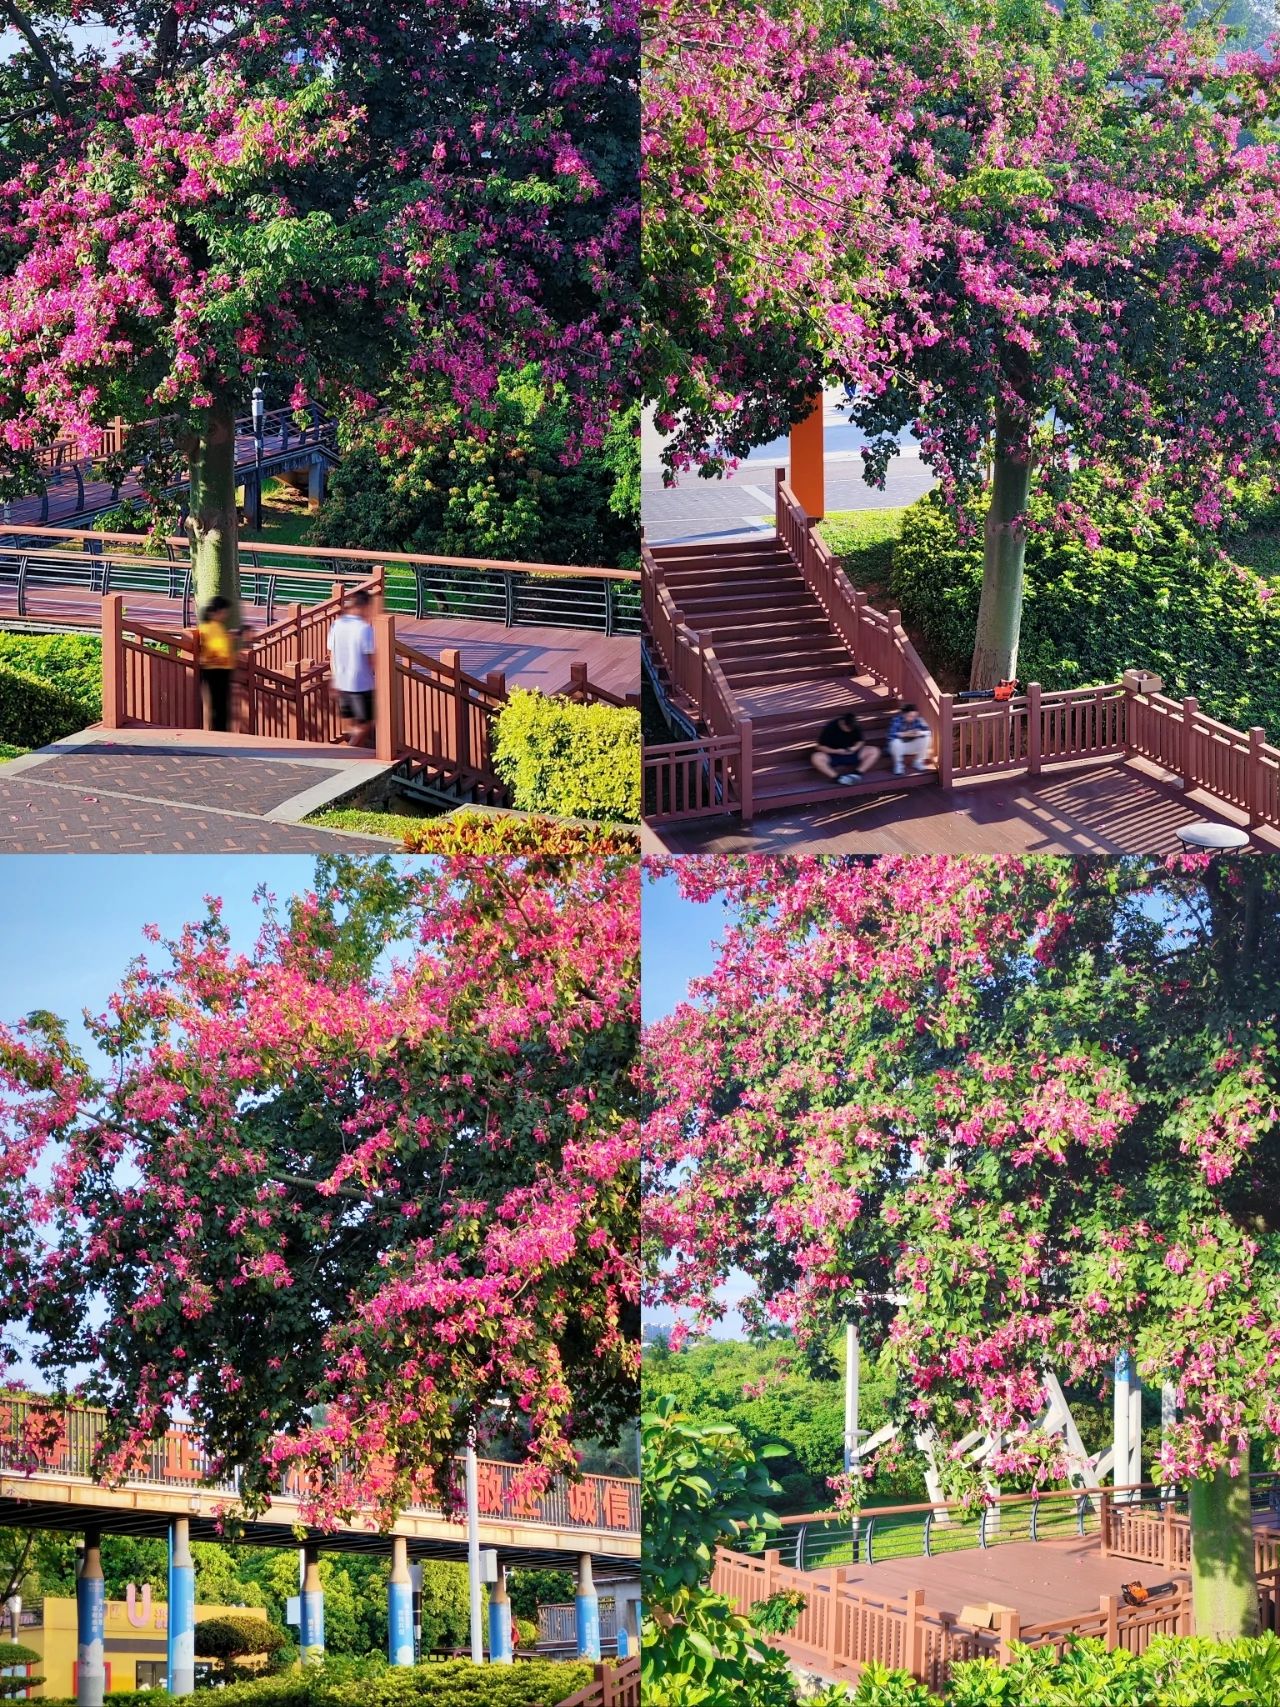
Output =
[
  {"x1": 167, "y1": 1517, "x2": 196, "y2": 1695},
  {"x1": 299, "y1": 1545, "x2": 325, "y2": 1663},
  {"x1": 575, "y1": 1554, "x2": 600, "y2": 1661},
  {"x1": 487, "y1": 1562, "x2": 513, "y2": 1664},
  {"x1": 388, "y1": 1536, "x2": 414, "y2": 1667},
  {"x1": 76, "y1": 1530, "x2": 106, "y2": 1707}
]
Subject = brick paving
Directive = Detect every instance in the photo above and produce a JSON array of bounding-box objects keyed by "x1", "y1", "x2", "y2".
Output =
[{"x1": 0, "y1": 736, "x2": 391, "y2": 853}]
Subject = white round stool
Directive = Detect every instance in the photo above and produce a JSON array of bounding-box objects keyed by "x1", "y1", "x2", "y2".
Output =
[{"x1": 1175, "y1": 822, "x2": 1250, "y2": 851}]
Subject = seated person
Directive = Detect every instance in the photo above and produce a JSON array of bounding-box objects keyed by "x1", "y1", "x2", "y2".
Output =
[
  {"x1": 812, "y1": 711, "x2": 880, "y2": 783},
  {"x1": 887, "y1": 704, "x2": 933, "y2": 774}
]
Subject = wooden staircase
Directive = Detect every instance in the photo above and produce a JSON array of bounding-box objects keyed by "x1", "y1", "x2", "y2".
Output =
[
  {"x1": 649, "y1": 535, "x2": 936, "y2": 814},
  {"x1": 390, "y1": 756, "x2": 511, "y2": 810}
]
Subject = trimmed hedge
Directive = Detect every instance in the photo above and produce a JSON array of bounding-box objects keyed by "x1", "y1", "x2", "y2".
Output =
[
  {"x1": 0, "y1": 632, "x2": 102, "y2": 725},
  {"x1": 0, "y1": 659, "x2": 93, "y2": 749},
  {"x1": 38, "y1": 1657, "x2": 596, "y2": 1707},
  {"x1": 873, "y1": 485, "x2": 1280, "y2": 734},
  {"x1": 493, "y1": 690, "x2": 641, "y2": 824}
]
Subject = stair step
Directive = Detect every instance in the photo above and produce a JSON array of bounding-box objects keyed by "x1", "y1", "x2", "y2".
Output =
[
  {"x1": 652, "y1": 541, "x2": 783, "y2": 563},
  {"x1": 726, "y1": 661, "x2": 858, "y2": 687},
  {"x1": 751, "y1": 768, "x2": 937, "y2": 810},
  {"x1": 714, "y1": 627, "x2": 839, "y2": 656}
]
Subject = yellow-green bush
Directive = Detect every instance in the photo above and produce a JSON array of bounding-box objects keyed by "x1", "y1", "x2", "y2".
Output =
[
  {"x1": 493, "y1": 689, "x2": 640, "y2": 823},
  {"x1": 0, "y1": 659, "x2": 91, "y2": 748}
]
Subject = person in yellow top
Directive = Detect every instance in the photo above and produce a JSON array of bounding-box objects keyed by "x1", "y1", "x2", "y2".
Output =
[{"x1": 196, "y1": 597, "x2": 237, "y2": 732}]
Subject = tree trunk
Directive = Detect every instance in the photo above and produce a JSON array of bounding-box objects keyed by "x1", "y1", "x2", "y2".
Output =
[
  {"x1": 1189, "y1": 1464, "x2": 1260, "y2": 1639},
  {"x1": 970, "y1": 412, "x2": 1032, "y2": 689},
  {"x1": 186, "y1": 403, "x2": 240, "y2": 627}
]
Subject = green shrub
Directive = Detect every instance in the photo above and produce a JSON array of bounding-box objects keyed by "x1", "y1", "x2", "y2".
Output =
[
  {"x1": 399, "y1": 810, "x2": 638, "y2": 854},
  {"x1": 0, "y1": 659, "x2": 92, "y2": 747},
  {"x1": 196, "y1": 1611, "x2": 288, "y2": 1677},
  {"x1": 879, "y1": 485, "x2": 1280, "y2": 734},
  {"x1": 0, "y1": 1638, "x2": 42, "y2": 1699},
  {"x1": 514, "y1": 1617, "x2": 541, "y2": 1650},
  {"x1": 0, "y1": 633, "x2": 102, "y2": 725},
  {"x1": 40, "y1": 1656, "x2": 597, "y2": 1707},
  {"x1": 945, "y1": 1632, "x2": 1280, "y2": 1705},
  {"x1": 493, "y1": 690, "x2": 640, "y2": 823},
  {"x1": 314, "y1": 367, "x2": 637, "y2": 569}
]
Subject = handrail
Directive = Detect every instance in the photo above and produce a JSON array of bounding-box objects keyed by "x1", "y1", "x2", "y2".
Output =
[
  {"x1": 0, "y1": 525, "x2": 638, "y2": 583},
  {"x1": 553, "y1": 1654, "x2": 640, "y2": 1707}
]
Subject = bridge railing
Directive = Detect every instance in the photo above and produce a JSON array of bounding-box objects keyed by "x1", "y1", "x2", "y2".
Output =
[{"x1": 0, "y1": 1395, "x2": 640, "y2": 1537}]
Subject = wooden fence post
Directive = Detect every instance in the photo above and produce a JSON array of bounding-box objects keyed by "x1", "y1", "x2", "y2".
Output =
[
  {"x1": 1099, "y1": 1489, "x2": 1112, "y2": 1555},
  {"x1": 1248, "y1": 727, "x2": 1266, "y2": 827},
  {"x1": 852, "y1": 588, "x2": 867, "y2": 668},
  {"x1": 486, "y1": 671, "x2": 507, "y2": 701},
  {"x1": 906, "y1": 1585, "x2": 926, "y2": 1679},
  {"x1": 738, "y1": 716, "x2": 754, "y2": 822},
  {"x1": 1027, "y1": 682, "x2": 1042, "y2": 775},
  {"x1": 442, "y1": 647, "x2": 469, "y2": 774},
  {"x1": 570, "y1": 661, "x2": 589, "y2": 701},
  {"x1": 888, "y1": 609, "x2": 904, "y2": 698},
  {"x1": 938, "y1": 695, "x2": 954, "y2": 789},
  {"x1": 102, "y1": 594, "x2": 124, "y2": 728},
  {"x1": 995, "y1": 1605, "x2": 1021, "y2": 1666},
  {"x1": 1100, "y1": 1594, "x2": 1119, "y2": 1651},
  {"x1": 1181, "y1": 697, "x2": 1199, "y2": 792},
  {"x1": 374, "y1": 612, "x2": 397, "y2": 763},
  {"x1": 1163, "y1": 1502, "x2": 1175, "y2": 1569},
  {"x1": 762, "y1": 1548, "x2": 779, "y2": 1603}
]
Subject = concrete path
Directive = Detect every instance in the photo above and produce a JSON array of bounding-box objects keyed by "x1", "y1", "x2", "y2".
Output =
[{"x1": 0, "y1": 728, "x2": 394, "y2": 853}]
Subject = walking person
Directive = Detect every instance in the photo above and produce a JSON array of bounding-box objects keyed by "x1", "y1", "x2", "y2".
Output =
[
  {"x1": 328, "y1": 588, "x2": 377, "y2": 747},
  {"x1": 196, "y1": 596, "x2": 237, "y2": 733}
]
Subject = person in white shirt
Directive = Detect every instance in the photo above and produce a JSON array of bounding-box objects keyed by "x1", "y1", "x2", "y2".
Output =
[{"x1": 328, "y1": 589, "x2": 377, "y2": 747}]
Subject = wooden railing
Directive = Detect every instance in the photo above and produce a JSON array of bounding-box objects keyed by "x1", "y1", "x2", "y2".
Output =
[
  {"x1": 646, "y1": 477, "x2": 1280, "y2": 832},
  {"x1": 716, "y1": 1531, "x2": 1279, "y2": 1692},
  {"x1": 0, "y1": 526, "x2": 638, "y2": 637},
  {"x1": 777, "y1": 470, "x2": 941, "y2": 729},
  {"x1": 642, "y1": 539, "x2": 754, "y2": 821},
  {"x1": 0, "y1": 1394, "x2": 640, "y2": 1538},
  {"x1": 553, "y1": 1654, "x2": 639, "y2": 1707}
]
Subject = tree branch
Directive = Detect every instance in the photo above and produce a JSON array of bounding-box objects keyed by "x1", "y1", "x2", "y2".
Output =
[{"x1": 0, "y1": 2, "x2": 69, "y2": 120}]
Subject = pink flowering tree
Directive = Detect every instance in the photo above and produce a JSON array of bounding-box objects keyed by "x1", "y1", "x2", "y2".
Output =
[
  {"x1": 0, "y1": 854, "x2": 639, "y2": 1527},
  {"x1": 643, "y1": 854, "x2": 1280, "y2": 1639},
  {"x1": 0, "y1": 1, "x2": 638, "y2": 616},
  {"x1": 646, "y1": 0, "x2": 1280, "y2": 685}
]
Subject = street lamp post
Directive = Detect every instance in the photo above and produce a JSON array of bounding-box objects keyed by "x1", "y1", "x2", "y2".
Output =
[
  {"x1": 465, "y1": 1432, "x2": 483, "y2": 1664},
  {"x1": 250, "y1": 384, "x2": 265, "y2": 530}
]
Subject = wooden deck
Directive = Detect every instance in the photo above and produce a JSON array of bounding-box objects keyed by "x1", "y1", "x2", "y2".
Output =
[
  {"x1": 1, "y1": 582, "x2": 639, "y2": 700},
  {"x1": 643, "y1": 753, "x2": 1280, "y2": 855},
  {"x1": 834, "y1": 1536, "x2": 1164, "y2": 1630}
]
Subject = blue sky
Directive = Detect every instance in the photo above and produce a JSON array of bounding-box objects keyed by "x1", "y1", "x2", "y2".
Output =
[
  {"x1": 642, "y1": 867, "x2": 752, "y2": 1337},
  {"x1": 0, "y1": 858, "x2": 322, "y2": 1054}
]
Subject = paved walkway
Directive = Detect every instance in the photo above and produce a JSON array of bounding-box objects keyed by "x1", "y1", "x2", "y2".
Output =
[
  {"x1": 644, "y1": 756, "x2": 1280, "y2": 856},
  {"x1": 0, "y1": 729, "x2": 393, "y2": 853}
]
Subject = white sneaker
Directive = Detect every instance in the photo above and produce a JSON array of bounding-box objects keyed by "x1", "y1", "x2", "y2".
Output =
[
  {"x1": 837, "y1": 773, "x2": 857, "y2": 786},
  {"x1": 912, "y1": 763, "x2": 927, "y2": 773},
  {"x1": 892, "y1": 765, "x2": 904, "y2": 775}
]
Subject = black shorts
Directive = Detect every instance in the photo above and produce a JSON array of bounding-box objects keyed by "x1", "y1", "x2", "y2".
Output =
[{"x1": 339, "y1": 690, "x2": 373, "y2": 722}]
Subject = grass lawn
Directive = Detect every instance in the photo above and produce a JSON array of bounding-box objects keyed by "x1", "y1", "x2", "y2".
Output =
[
  {"x1": 307, "y1": 806, "x2": 422, "y2": 839},
  {"x1": 241, "y1": 479, "x2": 323, "y2": 561},
  {"x1": 817, "y1": 507, "x2": 908, "y2": 601}
]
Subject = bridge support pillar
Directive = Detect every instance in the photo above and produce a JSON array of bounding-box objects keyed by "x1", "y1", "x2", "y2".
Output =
[
  {"x1": 167, "y1": 1517, "x2": 196, "y2": 1695},
  {"x1": 76, "y1": 1529, "x2": 106, "y2": 1707},
  {"x1": 487, "y1": 1561, "x2": 513, "y2": 1664},
  {"x1": 575, "y1": 1553, "x2": 600, "y2": 1661},
  {"x1": 299, "y1": 1545, "x2": 325, "y2": 1663},
  {"x1": 387, "y1": 1536, "x2": 414, "y2": 1667},
  {"x1": 308, "y1": 459, "x2": 327, "y2": 511}
]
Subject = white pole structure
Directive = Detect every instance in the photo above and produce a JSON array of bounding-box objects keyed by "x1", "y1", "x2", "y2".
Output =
[
  {"x1": 465, "y1": 1433, "x2": 484, "y2": 1663},
  {"x1": 1161, "y1": 1382, "x2": 1178, "y2": 1501},
  {"x1": 1113, "y1": 1349, "x2": 1142, "y2": 1500},
  {"x1": 843, "y1": 1321, "x2": 859, "y2": 1474}
]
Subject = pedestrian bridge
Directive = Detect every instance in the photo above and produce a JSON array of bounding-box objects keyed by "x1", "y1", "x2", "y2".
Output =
[{"x1": 0, "y1": 1397, "x2": 639, "y2": 1569}]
